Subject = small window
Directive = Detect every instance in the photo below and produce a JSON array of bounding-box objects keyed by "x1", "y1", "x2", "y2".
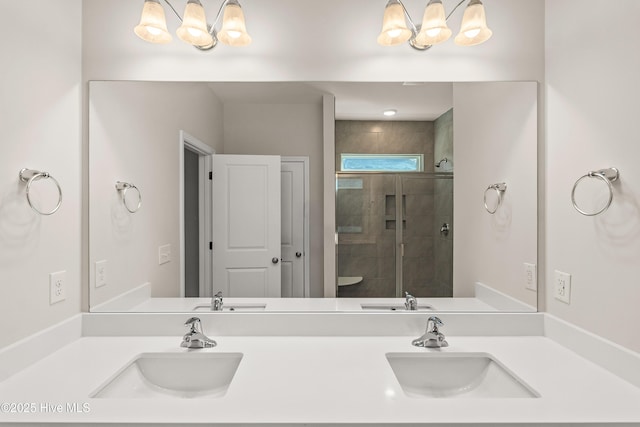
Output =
[{"x1": 340, "y1": 154, "x2": 424, "y2": 172}]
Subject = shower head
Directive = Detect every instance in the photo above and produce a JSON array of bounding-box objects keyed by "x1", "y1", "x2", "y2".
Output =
[{"x1": 435, "y1": 158, "x2": 449, "y2": 168}]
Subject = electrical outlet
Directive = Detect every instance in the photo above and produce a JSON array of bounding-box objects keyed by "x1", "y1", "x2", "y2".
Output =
[
  {"x1": 95, "y1": 260, "x2": 108, "y2": 288},
  {"x1": 158, "y1": 244, "x2": 171, "y2": 265},
  {"x1": 524, "y1": 263, "x2": 537, "y2": 291},
  {"x1": 554, "y1": 270, "x2": 571, "y2": 304},
  {"x1": 49, "y1": 271, "x2": 66, "y2": 304}
]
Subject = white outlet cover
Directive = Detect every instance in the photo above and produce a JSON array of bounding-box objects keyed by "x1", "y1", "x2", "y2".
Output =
[
  {"x1": 49, "y1": 270, "x2": 66, "y2": 304},
  {"x1": 95, "y1": 260, "x2": 108, "y2": 288},
  {"x1": 524, "y1": 263, "x2": 537, "y2": 291},
  {"x1": 554, "y1": 270, "x2": 571, "y2": 304}
]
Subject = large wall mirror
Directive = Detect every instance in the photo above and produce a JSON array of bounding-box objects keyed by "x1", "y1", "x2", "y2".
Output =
[{"x1": 89, "y1": 81, "x2": 537, "y2": 313}]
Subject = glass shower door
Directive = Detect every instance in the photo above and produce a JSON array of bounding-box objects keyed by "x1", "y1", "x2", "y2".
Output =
[
  {"x1": 336, "y1": 173, "x2": 453, "y2": 298},
  {"x1": 336, "y1": 173, "x2": 396, "y2": 297},
  {"x1": 400, "y1": 174, "x2": 453, "y2": 297}
]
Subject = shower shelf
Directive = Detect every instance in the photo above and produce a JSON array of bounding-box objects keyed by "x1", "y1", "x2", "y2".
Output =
[{"x1": 338, "y1": 277, "x2": 363, "y2": 287}]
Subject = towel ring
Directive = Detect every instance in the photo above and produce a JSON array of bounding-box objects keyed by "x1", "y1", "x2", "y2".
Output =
[
  {"x1": 483, "y1": 182, "x2": 507, "y2": 214},
  {"x1": 571, "y1": 168, "x2": 619, "y2": 216},
  {"x1": 19, "y1": 168, "x2": 63, "y2": 216},
  {"x1": 116, "y1": 181, "x2": 142, "y2": 213}
]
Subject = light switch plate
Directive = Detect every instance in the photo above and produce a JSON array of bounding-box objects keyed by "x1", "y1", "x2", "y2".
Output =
[{"x1": 95, "y1": 260, "x2": 108, "y2": 288}]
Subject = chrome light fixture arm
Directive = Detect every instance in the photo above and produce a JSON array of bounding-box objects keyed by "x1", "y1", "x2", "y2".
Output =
[
  {"x1": 162, "y1": 0, "x2": 184, "y2": 22},
  {"x1": 392, "y1": 1, "x2": 427, "y2": 51},
  {"x1": 159, "y1": 0, "x2": 239, "y2": 51},
  {"x1": 446, "y1": 0, "x2": 467, "y2": 20},
  {"x1": 195, "y1": 0, "x2": 231, "y2": 51},
  {"x1": 405, "y1": 0, "x2": 466, "y2": 51}
]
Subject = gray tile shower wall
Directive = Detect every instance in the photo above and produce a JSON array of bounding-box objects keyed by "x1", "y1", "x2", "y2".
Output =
[{"x1": 336, "y1": 119, "x2": 453, "y2": 298}]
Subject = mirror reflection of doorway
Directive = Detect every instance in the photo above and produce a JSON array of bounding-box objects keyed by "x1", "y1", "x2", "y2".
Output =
[
  {"x1": 180, "y1": 131, "x2": 214, "y2": 298},
  {"x1": 184, "y1": 147, "x2": 200, "y2": 297}
]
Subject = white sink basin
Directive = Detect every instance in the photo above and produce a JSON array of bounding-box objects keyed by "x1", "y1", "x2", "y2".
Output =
[
  {"x1": 192, "y1": 304, "x2": 266, "y2": 312},
  {"x1": 92, "y1": 352, "x2": 243, "y2": 399},
  {"x1": 386, "y1": 352, "x2": 538, "y2": 398},
  {"x1": 361, "y1": 304, "x2": 434, "y2": 311}
]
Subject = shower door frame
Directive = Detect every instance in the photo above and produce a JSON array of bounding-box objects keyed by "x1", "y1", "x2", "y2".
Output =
[{"x1": 336, "y1": 171, "x2": 453, "y2": 298}]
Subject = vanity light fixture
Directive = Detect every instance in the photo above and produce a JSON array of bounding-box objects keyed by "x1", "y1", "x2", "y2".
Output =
[
  {"x1": 377, "y1": 0, "x2": 492, "y2": 51},
  {"x1": 134, "y1": 0, "x2": 251, "y2": 51}
]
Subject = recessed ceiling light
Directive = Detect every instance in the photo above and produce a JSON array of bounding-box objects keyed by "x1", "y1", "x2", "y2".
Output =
[{"x1": 383, "y1": 109, "x2": 397, "y2": 117}]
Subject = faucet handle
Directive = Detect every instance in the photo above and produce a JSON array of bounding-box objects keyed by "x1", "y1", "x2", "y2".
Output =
[
  {"x1": 404, "y1": 291, "x2": 417, "y2": 310},
  {"x1": 214, "y1": 291, "x2": 223, "y2": 298},
  {"x1": 427, "y1": 316, "x2": 443, "y2": 331},
  {"x1": 428, "y1": 315, "x2": 443, "y2": 325},
  {"x1": 184, "y1": 317, "x2": 203, "y2": 333}
]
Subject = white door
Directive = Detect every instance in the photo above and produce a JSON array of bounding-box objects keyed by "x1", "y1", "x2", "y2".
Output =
[
  {"x1": 213, "y1": 154, "x2": 281, "y2": 297},
  {"x1": 281, "y1": 159, "x2": 307, "y2": 297}
]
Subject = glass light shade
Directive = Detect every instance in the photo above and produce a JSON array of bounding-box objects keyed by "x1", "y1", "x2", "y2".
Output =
[
  {"x1": 454, "y1": 0, "x2": 492, "y2": 46},
  {"x1": 414, "y1": 0, "x2": 451, "y2": 46},
  {"x1": 134, "y1": 0, "x2": 173, "y2": 44},
  {"x1": 218, "y1": 1, "x2": 252, "y2": 47},
  {"x1": 377, "y1": 1, "x2": 412, "y2": 46},
  {"x1": 176, "y1": 0, "x2": 214, "y2": 47}
]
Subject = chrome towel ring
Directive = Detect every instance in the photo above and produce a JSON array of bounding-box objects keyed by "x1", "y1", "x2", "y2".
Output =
[
  {"x1": 571, "y1": 168, "x2": 619, "y2": 216},
  {"x1": 19, "y1": 168, "x2": 63, "y2": 216},
  {"x1": 484, "y1": 182, "x2": 507, "y2": 214},
  {"x1": 116, "y1": 181, "x2": 142, "y2": 213}
]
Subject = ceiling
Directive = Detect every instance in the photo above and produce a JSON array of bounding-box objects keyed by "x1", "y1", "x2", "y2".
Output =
[{"x1": 208, "y1": 82, "x2": 453, "y2": 121}]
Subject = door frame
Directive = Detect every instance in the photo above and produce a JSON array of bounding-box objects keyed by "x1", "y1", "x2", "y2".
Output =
[
  {"x1": 179, "y1": 130, "x2": 214, "y2": 298},
  {"x1": 282, "y1": 156, "x2": 310, "y2": 297}
]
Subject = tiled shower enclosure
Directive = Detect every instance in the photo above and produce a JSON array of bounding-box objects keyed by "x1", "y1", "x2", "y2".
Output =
[
  {"x1": 335, "y1": 117, "x2": 453, "y2": 298},
  {"x1": 336, "y1": 172, "x2": 453, "y2": 298}
]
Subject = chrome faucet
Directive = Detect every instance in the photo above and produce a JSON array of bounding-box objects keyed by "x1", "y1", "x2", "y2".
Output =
[
  {"x1": 412, "y1": 316, "x2": 448, "y2": 348},
  {"x1": 404, "y1": 291, "x2": 418, "y2": 311},
  {"x1": 211, "y1": 291, "x2": 224, "y2": 311},
  {"x1": 181, "y1": 317, "x2": 216, "y2": 349}
]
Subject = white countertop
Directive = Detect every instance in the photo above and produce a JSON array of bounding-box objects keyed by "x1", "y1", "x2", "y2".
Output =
[
  {"x1": 1, "y1": 331, "x2": 639, "y2": 425},
  {"x1": 119, "y1": 297, "x2": 499, "y2": 313}
]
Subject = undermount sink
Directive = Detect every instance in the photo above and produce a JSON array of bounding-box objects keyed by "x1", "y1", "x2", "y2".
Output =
[
  {"x1": 92, "y1": 352, "x2": 243, "y2": 399},
  {"x1": 386, "y1": 352, "x2": 538, "y2": 398},
  {"x1": 192, "y1": 303, "x2": 266, "y2": 312},
  {"x1": 361, "y1": 304, "x2": 434, "y2": 311}
]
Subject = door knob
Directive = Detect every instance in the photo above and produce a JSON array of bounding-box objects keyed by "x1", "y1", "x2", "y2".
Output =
[
  {"x1": 272, "y1": 257, "x2": 279, "y2": 264},
  {"x1": 295, "y1": 252, "x2": 302, "y2": 258}
]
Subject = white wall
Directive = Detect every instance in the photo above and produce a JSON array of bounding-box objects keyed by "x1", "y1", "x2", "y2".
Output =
[
  {"x1": 0, "y1": 1, "x2": 82, "y2": 347},
  {"x1": 89, "y1": 82, "x2": 223, "y2": 306},
  {"x1": 223, "y1": 103, "x2": 325, "y2": 297},
  {"x1": 453, "y1": 82, "x2": 538, "y2": 308},
  {"x1": 545, "y1": 0, "x2": 640, "y2": 353},
  {"x1": 82, "y1": 0, "x2": 545, "y2": 83}
]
